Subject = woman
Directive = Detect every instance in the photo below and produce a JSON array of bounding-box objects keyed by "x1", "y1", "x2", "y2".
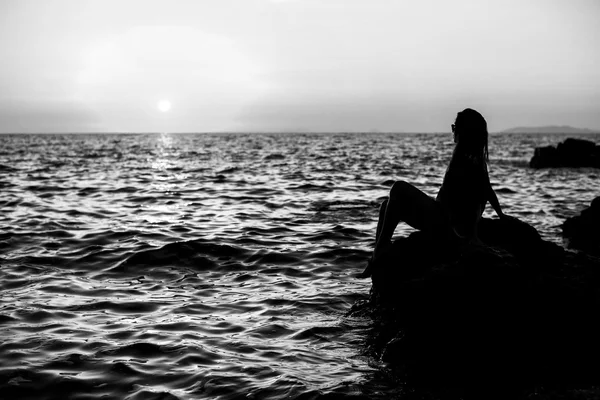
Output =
[{"x1": 359, "y1": 108, "x2": 510, "y2": 278}]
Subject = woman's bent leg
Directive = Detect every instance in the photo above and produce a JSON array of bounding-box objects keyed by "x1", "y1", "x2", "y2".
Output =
[
  {"x1": 358, "y1": 181, "x2": 443, "y2": 278},
  {"x1": 374, "y1": 180, "x2": 442, "y2": 255},
  {"x1": 357, "y1": 199, "x2": 389, "y2": 278},
  {"x1": 375, "y1": 198, "x2": 389, "y2": 243}
]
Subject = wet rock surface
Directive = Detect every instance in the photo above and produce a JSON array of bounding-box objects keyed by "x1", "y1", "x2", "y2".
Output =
[
  {"x1": 529, "y1": 137, "x2": 600, "y2": 168},
  {"x1": 356, "y1": 217, "x2": 600, "y2": 398}
]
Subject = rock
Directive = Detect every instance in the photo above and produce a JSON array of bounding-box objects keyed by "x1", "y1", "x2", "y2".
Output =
[
  {"x1": 529, "y1": 138, "x2": 600, "y2": 168},
  {"x1": 363, "y1": 217, "x2": 600, "y2": 394},
  {"x1": 563, "y1": 196, "x2": 600, "y2": 256}
]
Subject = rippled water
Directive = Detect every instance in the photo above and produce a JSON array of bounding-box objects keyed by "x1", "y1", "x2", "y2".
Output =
[{"x1": 1, "y1": 132, "x2": 598, "y2": 399}]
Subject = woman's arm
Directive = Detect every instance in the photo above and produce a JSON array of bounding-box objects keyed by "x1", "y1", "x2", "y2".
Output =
[
  {"x1": 488, "y1": 186, "x2": 504, "y2": 217},
  {"x1": 484, "y1": 164, "x2": 505, "y2": 218}
]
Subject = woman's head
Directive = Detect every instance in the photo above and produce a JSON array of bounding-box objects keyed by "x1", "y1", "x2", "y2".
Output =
[{"x1": 452, "y1": 108, "x2": 488, "y2": 161}]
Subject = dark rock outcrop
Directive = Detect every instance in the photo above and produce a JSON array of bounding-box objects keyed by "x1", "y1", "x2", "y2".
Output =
[
  {"x1": 529, "y1": 138, "x2": 600, "y2": 168},
  {"x1": 359, "y1": 217, "x2": 600, "y2": 396},
  {"x1": 563, "y1": 196, "x2": 600, "y2": 256}
]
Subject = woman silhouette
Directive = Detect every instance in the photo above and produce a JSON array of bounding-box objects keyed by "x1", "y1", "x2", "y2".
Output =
[{"x1": 359, "y1": 108, "x2": 510, "y2": 278}]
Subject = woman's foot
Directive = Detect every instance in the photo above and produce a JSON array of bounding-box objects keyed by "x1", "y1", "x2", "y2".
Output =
[
  {"x1": 356, "y1": 258, "x2": 374, "y2": 278},
  {"x1": 356, "y1": 241, "x2": 392, "y2": 279}
]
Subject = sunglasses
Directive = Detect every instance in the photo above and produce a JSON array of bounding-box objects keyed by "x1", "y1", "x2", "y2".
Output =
[{"x1": 451, "y1": 124, "x2": 456, "y2": 133}]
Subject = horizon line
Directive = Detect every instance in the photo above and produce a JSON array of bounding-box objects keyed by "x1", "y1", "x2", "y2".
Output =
[{"x1": 2, "y1": 130, "x2": 600, "y2": 135}]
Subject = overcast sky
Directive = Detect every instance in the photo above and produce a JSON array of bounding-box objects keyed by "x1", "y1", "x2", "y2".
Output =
[{"x1": 1, "y1": 0, "x2": 599, "y2": 133}]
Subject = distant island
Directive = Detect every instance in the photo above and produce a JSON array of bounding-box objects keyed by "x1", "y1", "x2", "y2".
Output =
[{"x1": 500, "y1": 125, "x2": 600, "y2": 134}]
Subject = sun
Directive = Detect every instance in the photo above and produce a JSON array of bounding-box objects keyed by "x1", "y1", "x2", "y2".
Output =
[{"x1": 157, "y1": 100, "x2": 171, "y2": 112}]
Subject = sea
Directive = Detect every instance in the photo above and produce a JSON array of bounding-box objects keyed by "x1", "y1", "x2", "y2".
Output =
[{"x1": 1, "y1": 132, "x2": 598, "y2": 400}]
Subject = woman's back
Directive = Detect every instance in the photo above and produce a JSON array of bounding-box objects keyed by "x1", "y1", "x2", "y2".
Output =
[{"x1": 436, "y1": 150, "x2": 488, "y2": 238}]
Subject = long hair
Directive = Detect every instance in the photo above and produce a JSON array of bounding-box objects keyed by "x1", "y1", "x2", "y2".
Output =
[{"x1": 453, "y1": 108, "x2": 489, "y2": 162}]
